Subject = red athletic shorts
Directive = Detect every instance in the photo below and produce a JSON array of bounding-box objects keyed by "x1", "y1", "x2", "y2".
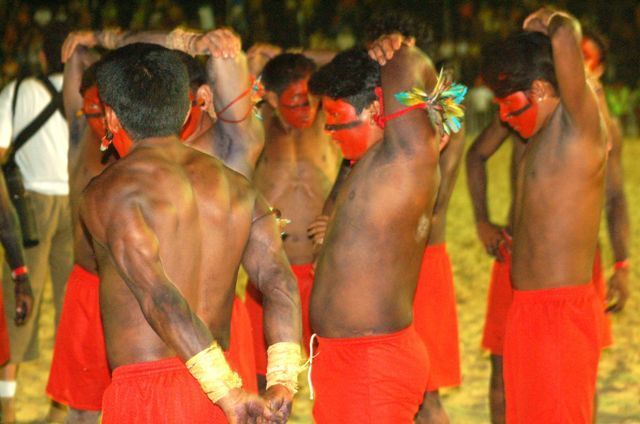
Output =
[
  {"x1": 46, "y1": 265, "x2": 110, "y2": 410},
  {"x1": 312, "y1": 325, "x2": 429, "y2": 424},
  {"x1": 102, "y1": 357, "x2": 227, "y2": 423},
  {"x1": 245, "y1": 263, "x2": 312, "y2": 374},
  {"x1": 481, "y1": 249, "x2": 513, "y2": 355},
  {"x1": 503, "y1": 284, "x2": 602, "y2": 424},
  {"x1": 592, "y1": 247, "x2": 612, "y2": 348},
  {"x1": 228, "y1": 296, "x2": 257, "y2": 393},
  {"x1": 0, "y1": 284, "x2": 10, "y2": 365},
  {"x1": 413, "y1": 244, "x2": 461, "y2": 390}
]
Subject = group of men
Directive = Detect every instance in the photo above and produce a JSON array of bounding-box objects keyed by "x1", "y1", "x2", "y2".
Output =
[{"x1": 0, "y1": 6, "x2": 630, "y2": 424}]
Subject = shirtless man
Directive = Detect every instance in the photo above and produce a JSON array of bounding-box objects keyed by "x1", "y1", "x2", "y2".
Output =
[
  {"x1": 480, "y1": 9, "x2": 607, "y2": 422},
  {"x1": 48, "y1": 30, "x2": 278, "y2": 422},
  {"x1": 245, "y1": 52, "x2": 341, "y2": 388},
  {"x1": 79, "y1": 43, "x2": 301, "y2": 423},
  {"x1": 469, "y1": 26, "x2": 630, "y2": 423},
  {"x1": 308, "y1": 37, "x2": 445, "y2": 422}
]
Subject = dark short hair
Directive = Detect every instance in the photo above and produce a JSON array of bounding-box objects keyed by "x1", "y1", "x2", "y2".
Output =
[
  {"x1": 261, "y1": 53, "x2": 317, "y2": 95},
  {"x1": 308, "y1": 48, "x2": 380, "y2": 114},
  {"x1": 364, "y1": 11, "x2": 432, "y2": 53},
  {"x1": 481, "y1": 31, "x2": 558, "y2": 98},
  {"x1": 95, "y1": 43, "x2": 190, "y2": 140},
  {"x1": 582, "y1": 26, "x2": 608, "y2": 66},
  {"x1": 41, "y1": 22, "x2": 69, "y2": 74},
  {"x1": 174, "y1": 50, "x2": 207, "y2": 91}
]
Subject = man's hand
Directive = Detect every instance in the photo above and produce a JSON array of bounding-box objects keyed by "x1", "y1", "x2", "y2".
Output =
[
  {"x1": 13, "y1": 276, "x2": 33, "y2": 326},
  {"x1": 367, "y1": 33, "x2": 415, "y2": 66},
  {"x1": 61, "y1": 31, "x2": 97, "y2": 63},
  {"x1": 195, "y1": 28, "x2": 242, "y2": 59},
  {"x1": 263, "y1": 385, "x2": 293, "y2": 423},
  {"x1": 606, "y1": 268, "x2": 629, "y2": 313},
  {"x1": 477, "y1": 221, "x2": 509, "y2": 262},
  {"x1": 307, "y1": 215, "x2": 329, "y2": 249},
  {"x1": 522, "y1": 8, "x2": 572, "y2": 34},
  {"x1": 217, "y1": 388, "x2": 272, "y2": 424}
]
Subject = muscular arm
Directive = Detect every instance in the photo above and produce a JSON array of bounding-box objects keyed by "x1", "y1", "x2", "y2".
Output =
[
  {"x1": 242, "y1": 196, "x2": 301, "y2": 346},
  {"x1": 604, "y1": 118, "x2": 630, "y2": 311},
  {"x1": 82, "y1": 194, "x2": 212, "y2": 361}
]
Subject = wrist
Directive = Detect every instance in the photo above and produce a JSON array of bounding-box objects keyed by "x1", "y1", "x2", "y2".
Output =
[
  {"x1": 11, "y1": 266, "x2": 28, "y2": 281},
  {"x1": 166, "y1": 28, "x2": 201, "y2": 56},
  {"x1": 186, "y1": 341, "x2": 242, "y2": 403},
  {"x1": 94, "y1": 28, "x2": 122, "y2": 50},
  {"x1": 266, "y1": 342, "x2": 302, "y2": 394},
  {"x1": 613, "y1": 259, "x2": 629, "y2": 271}
]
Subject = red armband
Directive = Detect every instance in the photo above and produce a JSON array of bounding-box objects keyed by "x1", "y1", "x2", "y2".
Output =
[
  {"x1": 11, "y1": 266, "x2": 28, "y2": 280},
  {"x1": 613, "y1": 260, "x2": 629, "y2": 271}
]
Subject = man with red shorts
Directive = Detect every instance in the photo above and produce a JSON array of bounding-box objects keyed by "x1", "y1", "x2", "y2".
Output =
[
  {"x1": 47, "y1": 29, "x2": 270, "y2": 423},
  {"x1": 480, "y1": 9, "x2": 607, "y2": 422},
  {"x1": 79, "y1": 42, "x2": 301, "y2": 423},
  {"x1": 468, "y1": 25, "x2": 630, "y2": 423},
  {"x1": 243, "y1": 52, "x2": 341, "y2": 389},
  {"x1": 308, "y1": 34, "x2": 463, "y2": 422}
]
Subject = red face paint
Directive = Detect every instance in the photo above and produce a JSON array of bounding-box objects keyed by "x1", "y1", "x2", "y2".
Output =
[
  {"x1": 82, "y1": 86, "x2": 106, "y2": 140},
  {"x1": 323, "y1": 97, "x2": 377, "y2": 160},
  {"x1": 581, "y1": 38, "x2": 602, "y2": 73},
  {"x1": 495, "y1": 91, "x2": 538, "y2": 139},
  {"x1": 179, "y1": 92, "x2": 203, "y2": 141},
  {"x1": 111, "y1": 129, "x2": 134, "y2": 157},
  {"x1": 278, "y1": 78, "x2": 318, "y2": 129}
]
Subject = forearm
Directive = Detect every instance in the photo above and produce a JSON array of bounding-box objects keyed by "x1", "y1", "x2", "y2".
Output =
[
  {"x1": 466, "y1": 154, "x2": 491, "y2": 224},
  {"x1": 0, "y1": 208, "x2": 26, "y2": 270},
  {"x1": 260, "y1": 267, "x2": 301, "y2": 346},
  {"x1": 606, "y1": 193, "x2": 630, "y2": 262}
]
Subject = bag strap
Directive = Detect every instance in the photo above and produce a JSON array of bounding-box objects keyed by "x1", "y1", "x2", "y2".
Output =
[{"x1": 4, "y1": 75, "x2": 65, "y2": 170}]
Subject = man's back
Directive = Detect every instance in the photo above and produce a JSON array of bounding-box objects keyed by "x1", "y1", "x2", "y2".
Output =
[{"x1": 82, "y1": 139, "x2": 255, "y2": 368}]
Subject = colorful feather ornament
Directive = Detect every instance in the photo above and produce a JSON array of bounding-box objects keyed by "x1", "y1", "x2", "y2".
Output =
[
  {"x1": 394, "y1": 68, "x2": 467, "y2": 135},
  {"x1": 251, "y1": 75, "x2": 266, "y2": 121}
]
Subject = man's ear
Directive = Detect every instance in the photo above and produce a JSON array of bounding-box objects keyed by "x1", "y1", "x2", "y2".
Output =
[
  {"x1": 439, "y1": 133, "x2": 451, "y2": 152},
  {"x1": 196, "y1": 84, "x2": 214, "y2": 117},
  {"x1": 530, "y1": 79, "x2": 555, "y2": 102},
  {"x1": 104, "y1": 105, "x2": 122, "y2": 133},
  {"x1": 264, "y1": 91, "x2": 279, "y2": 110},
  {"x1": 363, "y1": 100, "x2": 381, "y2": 125}
]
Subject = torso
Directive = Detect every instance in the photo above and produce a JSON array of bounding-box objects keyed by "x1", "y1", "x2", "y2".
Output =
[
  {"x1": 311, "y1": 137, "x2": 439, "y2": 337},
  {"x1": 254, "y1": 109, "x2": 340, "y2": 264},
  {"x1": 511, "y1": 104, "x2": 607, "y2": 289},
  {"x1": 84, "y1": 141, "x2": 255, "y2": 368}
]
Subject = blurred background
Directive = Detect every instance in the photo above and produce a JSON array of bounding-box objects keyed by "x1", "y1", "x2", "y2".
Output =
[{"x1": 1, "y1": 0, "x2": 639, "y2": 137}]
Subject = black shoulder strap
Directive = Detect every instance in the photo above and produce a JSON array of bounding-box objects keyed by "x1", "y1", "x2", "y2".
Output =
[{"x1": 4, "y1": 76, "x2": 65, "y2": 169}]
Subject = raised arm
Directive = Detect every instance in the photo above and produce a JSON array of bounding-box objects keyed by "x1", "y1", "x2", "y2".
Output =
[
  {"x1": 523, "y1": 9, "x2": 600, "y2": 134},
  {"x1": 466, "y1": 114, "x2": 511, "y2": 259},
  {"x1": 242, "y1": 194, "x2": 301, "y2": 420},
  {"x1": 604, "y1": 118, "x2": 630, "y2": 312}
]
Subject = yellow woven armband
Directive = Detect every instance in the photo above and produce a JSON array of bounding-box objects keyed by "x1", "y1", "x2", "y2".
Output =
[
  {"x1": 166, "y1": 28, "x2": 200, "y2": 56},
  {"x1": 266, "y1": 342, "x2": 303, "y2": 394},
  {"x1": 186, "y1": 342, "x2": 242, "y2": 403}
]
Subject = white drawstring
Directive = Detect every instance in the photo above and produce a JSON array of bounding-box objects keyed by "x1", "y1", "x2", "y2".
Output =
[{"x1": 307, "y1": 333, "x2": 318, "y2": 399}]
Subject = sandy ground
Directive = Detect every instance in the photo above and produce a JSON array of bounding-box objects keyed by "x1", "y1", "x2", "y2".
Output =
[{"x1": 10, "y1": 137, "x2": 640, "y2": 423}]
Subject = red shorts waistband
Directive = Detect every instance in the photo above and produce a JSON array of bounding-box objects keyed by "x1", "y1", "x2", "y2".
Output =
[
  {"x1": 512, "y1": 282, "x2": 594, "y2": 303},
  {"x1": 70, "y1": 264, "x2": 99, "y2": 284},
  {"x1": 316, "y1": 324, "x2": 416, "y2": 346},
  {"x1": 111, "y1": 357, "x2": 184, "y2": 381},
  {"x1": 425, "y1": 243, "x2": 446, "y2": 253}
]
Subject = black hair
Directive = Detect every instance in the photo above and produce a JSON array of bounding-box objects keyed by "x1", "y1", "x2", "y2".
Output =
[
  {"x1": 41, "y1": 22, "x2": 69, "y2": 74},
  {"x1": 261, "y1": 53, "x2": 317, "y2": 95},
  {"x1": 308, "y1": 48, "x2": 380, "y2": 114},
  {"x1": 95, "y1": 43, "x2": 190, "y2": 140},
  {"x1": 80, "y1": 63, "x2": 98, "y2": 95},
  {"x1": 480, "y1": 31, "x2": 558, "y2": 98},
  {"x1": 363, "y1": 10, "x2": 432, "y2": 53},
  {"x1": 582, "y1": 26, "x2": 608, "y2": 66},
  {"x1": 173, "y1": 50, "x2": 207, "y2": 91}
]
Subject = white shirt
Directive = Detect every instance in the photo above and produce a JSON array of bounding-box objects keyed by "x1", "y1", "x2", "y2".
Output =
[{"x1": 0, "y1": 74, "x2": 69, "y2": 195}]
